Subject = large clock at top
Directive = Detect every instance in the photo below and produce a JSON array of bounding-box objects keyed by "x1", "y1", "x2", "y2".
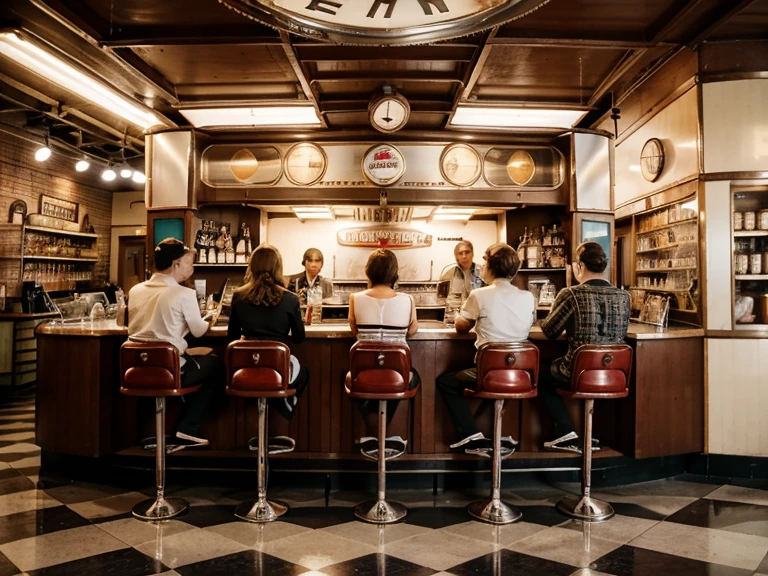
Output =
[{"x1": 219, "y1": 0, "x2": 552, "y2": 45}]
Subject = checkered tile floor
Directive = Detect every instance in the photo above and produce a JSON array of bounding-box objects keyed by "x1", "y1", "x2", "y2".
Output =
[{"x1": 1, "y1": 393, "x2": 767, "y2": 576}]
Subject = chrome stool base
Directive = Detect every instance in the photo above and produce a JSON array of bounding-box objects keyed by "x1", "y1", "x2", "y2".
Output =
[
  {"x1": 354, "y1": 499, "x2": 407, "y2": 524},
  {"x1": 132, "y1": 497, "x2": 189, "y2": 521},
  {"x1": 556, "y1": 495, "x2": 614, "y2": 522},
  {"x1": 235, "y1": 499, "x2": 288, "y2": 523},
  {"x1": 467, "y1": 499, "x2": 523, "y2": 525}
]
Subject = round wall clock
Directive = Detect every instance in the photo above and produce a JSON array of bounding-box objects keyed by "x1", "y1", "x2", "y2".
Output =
[
  {"x1": 640, "y1": 138, "x2": 665, "y2": 182},
  {"x1": 361, "y1": 144, "x2": 406, "y2": 186},
  {"x1": 369, "y1": 91, "x2": 410, "y2": 134},
  {"x1": 440, "y1": 144, "x2": 482, "y2": 187},
  {"x1": 284, "y1": 143, "x2": 327, "y2": 185},
  {"x1": 219, "y1": 0, "x2": 552, "y2": 46}
]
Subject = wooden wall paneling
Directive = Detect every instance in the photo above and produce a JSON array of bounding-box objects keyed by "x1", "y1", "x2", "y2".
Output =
[
  {"x1": 410, "y1": 340, "x2": 435, "y2": 454},
  {"x1": 633, "y1": 337, "x2": 704, "y2": 458},
  {"x1": 329, "y1": 340, "x2": 349, "y2": 453},
  {"x1": 433, "y1": 339, "x2": 477, "y2": 453},
  {"x1": 520, "y1": 339, "x2": 568, "y2": 451}
]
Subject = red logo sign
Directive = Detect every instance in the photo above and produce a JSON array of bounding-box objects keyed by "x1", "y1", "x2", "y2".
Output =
[{"x1": 373, "y1": 149, "x2": 392, "y2": 161}]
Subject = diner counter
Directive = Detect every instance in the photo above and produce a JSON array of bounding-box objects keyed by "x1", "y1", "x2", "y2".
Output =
[{"x1": 36, "y1": 319, "x2": 704, "y2": 341}]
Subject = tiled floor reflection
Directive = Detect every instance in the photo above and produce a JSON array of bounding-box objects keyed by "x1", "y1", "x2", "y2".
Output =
[{"x1": 0, "y1": 391, "x2": 766, "y2": 575}]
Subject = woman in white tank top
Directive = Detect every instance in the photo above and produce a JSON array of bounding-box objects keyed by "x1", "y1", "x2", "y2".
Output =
[{"x1": 348, "y1": 249, "x2": 419, "y2": 458}]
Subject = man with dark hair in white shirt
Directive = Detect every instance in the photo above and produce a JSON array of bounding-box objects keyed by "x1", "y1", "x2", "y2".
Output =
[{"x1": 128, "y1": 238, "x2": 222, "y2": 451}]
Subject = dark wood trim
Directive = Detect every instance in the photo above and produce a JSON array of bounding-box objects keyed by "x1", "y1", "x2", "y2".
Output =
[
  {"x1": 686, "y1": 0, "x2": 762, "y2": 49},
  {"x1": 707, "y1": 330, "x2": 768, "y2": 339},
  {"x1": 488, "y1": 37, "x2": 674, "y2": 50},
  {"x1": 458, "y1": 27, "x2": 497, "y2": 104},
  {"x1": 700, "y1": 71, "x2": 768, "y2": 83},
  {"x1": 279, "y1": 32, "x2": 327, "y2": 130},
  {"x1": 614, "y1": 177, "x2": 699, "y2": 214},
  {"x1": 702, "y1": 171, "x2": 768, "y2": 182}
]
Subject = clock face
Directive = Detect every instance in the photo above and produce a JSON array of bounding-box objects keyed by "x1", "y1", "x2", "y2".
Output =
[
  {"x1": 640, "y1": 138, "x2": 665, "y2": 182},
  {"x1": 219, "y1": 0, "x2": 550, "y2": 46},
  {"x1": 371, "y1": 98, "x2": 408, "y2": 133},
  {"x1": 440, "y1": 144, "x2": 482, "y2": 187}
]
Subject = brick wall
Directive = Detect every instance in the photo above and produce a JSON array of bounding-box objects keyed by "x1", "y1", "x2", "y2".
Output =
[{"x1": 0, "y1": 130, "x2": 113, "y2": 297}]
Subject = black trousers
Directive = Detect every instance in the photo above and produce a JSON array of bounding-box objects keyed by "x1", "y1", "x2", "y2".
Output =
[
  {"x1": 178, "y1": 352, "x2": 224, "y2": 436},
  {"x1": 356, "y1": 369, "x2": 421, "y2": 425},
  {"x1": 537, "y1": 366, "x2": 577, "y2": 437},
  {"x1": 436, "y1": 368, "x2": 481, "y2": 441}
]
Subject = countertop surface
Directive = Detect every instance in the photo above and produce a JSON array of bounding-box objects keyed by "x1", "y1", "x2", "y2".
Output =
[{"x1": 36, "y1": 318, "x2": 704, "y2": 340}]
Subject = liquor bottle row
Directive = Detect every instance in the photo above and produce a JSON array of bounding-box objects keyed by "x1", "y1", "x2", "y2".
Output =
[
  {"x1": 515, "y1": 225, "x2": 566, "y2": 269},
  {"x1": 22, "y1": 262, "x2": 93, "y2": 284},
  {"x1": 734, "y1": 238, "x2": 768, "y2": 275},
  {"x1": 636, "y1": 223, "x2": 696, "y2": 251},
  {"x1": 24, "y1": 232, "x2": 97, "y2": 259}
]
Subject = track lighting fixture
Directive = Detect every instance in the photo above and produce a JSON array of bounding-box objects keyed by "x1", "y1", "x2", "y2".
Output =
[
  {"x1": 101, "y1": 164, "x2": 117, "y2": 181},
  {"x1": 34, "y1": 135, "x2": 51, "y2": 162},
  {"x1": 75, "y1": 158, "x2": 90, "y2": 172},
  {"x1": 131, "y1": 171, "x2": 147, "y2": 184}
]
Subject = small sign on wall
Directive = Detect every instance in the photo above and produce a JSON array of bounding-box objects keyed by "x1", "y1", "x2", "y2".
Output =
[{"x1": 40, "y1": 194, "x2": 78, "y2": 223}]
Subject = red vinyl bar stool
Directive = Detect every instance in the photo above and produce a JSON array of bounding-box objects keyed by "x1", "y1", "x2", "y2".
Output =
[
  {"x1": 226, "y1": 340, "x2": 294, "y2": 523},
  {"x1": 556, "y1": 344, "x2": 633, "y2": 522},
  {"x1": 465, "y1": 342, "x2": 539, "y2": 525},
  {"x1": 120, "y1": 340, "x2": 199, "y2": 521},
  {"x1": 345, "y1": 341, "x2": 418, "y2": 524}
]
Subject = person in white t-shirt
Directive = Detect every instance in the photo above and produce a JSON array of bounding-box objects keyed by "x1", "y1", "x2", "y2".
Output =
[
  {"x1": 436, "y1": 243, "x2": 535, "y2": 456},
  {"x1": 128, "y1": 238, "x2": 223, "y2": 451}
]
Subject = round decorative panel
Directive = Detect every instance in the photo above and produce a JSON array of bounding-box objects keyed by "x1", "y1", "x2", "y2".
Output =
[
  {"x1": 440, "y1": 144, "x2": 482, "y2": 187},
  {"x1": 284, "y1": 143, "x2": 327, "y2": 186},
  {"x1": 219, "y1": 0, "x2": 552, "y2": 45},
  {"x1": 362, "y1": 144, "x2": 406, "y2": 186},
  {"x1": 506, "y1": 150, "x2": 536, "y2": 186},
  {"x1": 229, "y1": 148, "x2": 260, "y2": 182}
]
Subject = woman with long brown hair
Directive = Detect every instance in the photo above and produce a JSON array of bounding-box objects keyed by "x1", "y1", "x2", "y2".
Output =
[{"x1": 228, "y1": 245, "x2": 309, "y2": 453}]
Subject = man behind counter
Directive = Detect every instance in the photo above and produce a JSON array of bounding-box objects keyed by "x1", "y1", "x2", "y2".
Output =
[
  {"x1": 440, "y1": 240, "x2": 486, "y2": 301},
  {"x1": 287, "y1": 247, "x2": 334, "y2": 303}
]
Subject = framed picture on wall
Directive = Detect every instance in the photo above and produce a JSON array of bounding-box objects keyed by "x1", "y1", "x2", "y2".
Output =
[
  {"x1": 573, "y1": 212, "x2": 614, "y2": 281},
  {"x1": 40, "y1": 194, "x2": 78, "y2": 223}
]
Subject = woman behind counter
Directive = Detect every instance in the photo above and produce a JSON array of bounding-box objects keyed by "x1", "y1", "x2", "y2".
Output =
[
  {"x1": 349, "y1": 249, "x2": 419, "y2": 458},
  {"x1": 228, "y1": 245, "x2": 310, "y2": 453}
]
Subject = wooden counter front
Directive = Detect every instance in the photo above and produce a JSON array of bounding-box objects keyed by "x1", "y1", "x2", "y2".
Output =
[{"x1": 35, "y1": 321, "x2": 704, "y2": 463}]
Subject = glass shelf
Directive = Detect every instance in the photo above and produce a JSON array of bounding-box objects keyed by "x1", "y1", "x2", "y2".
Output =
[
  {"x1": 23, "y1": 255, "x2": 98, "y2": 263},
  {"x1": 636, "y1": 266, "x2": 696, "y2": 273},
  {"x1": 636, "y1": 217, "x2": 697, "y2": 236},
  {"x1": 636, "y1": 241, "x2": 697, "y2": 254},
  {"x1": 25, "y1": 225, "x2": 98, "y2": 239}
]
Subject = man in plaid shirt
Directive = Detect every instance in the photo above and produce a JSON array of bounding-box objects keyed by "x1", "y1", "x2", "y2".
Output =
[{"x1": 539, "y1": 241, "x2": 630, "y2": 453}]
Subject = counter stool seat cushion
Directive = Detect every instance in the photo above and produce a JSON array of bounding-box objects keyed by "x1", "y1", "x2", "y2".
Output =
[
  {"x1": 558, "y1": 344, "x2": 632, "y2": 400},
  {"x1": 465, "y1": 342, "x2": 539, "y2": 400},
  {"x1": 345, "y1": 342, "x2": 416, "y2": 400},
  {"x1": 120, "y1": 341, "x2": 199, "y2": 397},
  {"x1": 226, "y1": 341, "x2": 296, "y2": 399}
]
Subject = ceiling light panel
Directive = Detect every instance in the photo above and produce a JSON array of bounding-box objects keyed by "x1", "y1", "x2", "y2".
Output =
[
  {"x1": 450, "y1": 106, "x2": 586, "y2": 129},
  {"x1": 0, "y1": 32, "x2": 165, "y2": 130},
  {"x1": 179, "y1": 107, "x2": 321, "y2": 128}
]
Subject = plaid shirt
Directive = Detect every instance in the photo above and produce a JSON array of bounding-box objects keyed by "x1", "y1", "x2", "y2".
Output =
[{"x1": 540, "y1": 279, "x2": 631, "y2": 381}]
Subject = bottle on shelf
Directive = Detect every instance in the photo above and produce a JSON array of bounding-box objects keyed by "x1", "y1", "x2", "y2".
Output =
[{"x1": 516, "y1": 227, "x2": 529, "y2": 265}]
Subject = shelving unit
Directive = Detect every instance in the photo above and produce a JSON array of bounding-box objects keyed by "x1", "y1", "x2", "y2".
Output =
[
  {"x1": 194, "y1": 263, "x2": 248, "y2": 268},
  {"x1": 22, "y1": 222, "x2": 98, "y2": 293},
  {"x1": 732, "y1": 187, "x2": 768, "y2": 329},
  {"x1": 631, "y1": 197, "x2": 699, "y2": 323}
]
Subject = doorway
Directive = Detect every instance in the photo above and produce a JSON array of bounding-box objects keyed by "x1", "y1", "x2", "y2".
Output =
[{"x1": 117, "y1": 236, "x2": 146, "y2": 293}]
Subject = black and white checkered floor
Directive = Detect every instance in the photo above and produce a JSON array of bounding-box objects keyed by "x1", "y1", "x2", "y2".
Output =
[{"x1": 0, "y1": 394, "x2": 767, "y2": 576}]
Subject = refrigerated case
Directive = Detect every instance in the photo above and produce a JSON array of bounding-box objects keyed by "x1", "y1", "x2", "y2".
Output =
[{"x1": 732, "y1": 186, "x2": 768, "y2": 330}]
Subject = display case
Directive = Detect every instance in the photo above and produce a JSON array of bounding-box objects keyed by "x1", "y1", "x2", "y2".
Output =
[
  {"x1": 732, "y1": 186, "x2": 768, "y2": 330},
  {"x1": 630, "y1": 197, "x2": 699, "y2": 325}
]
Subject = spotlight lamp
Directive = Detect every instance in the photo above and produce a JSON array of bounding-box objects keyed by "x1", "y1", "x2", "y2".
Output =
[
  {"x1": 34, "y1": 145, "x2": 52, "y2": 162},
  {"x1": 75, "y1": 158, "x2": 90, "y2": 172},
  {"x1": 120, "y1": 165, "x2": 133, "y2": 179},
  {"x1": 101, "y1": 165, "x2": 117, "y2": 182},
  {"x1": 131, "y1": 171, "x2": 147, "y2": 184}
]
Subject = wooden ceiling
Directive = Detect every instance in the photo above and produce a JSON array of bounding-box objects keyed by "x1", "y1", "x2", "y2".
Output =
[{"x1": 0, "y1": 0, "x2": 766, "y2": 160}]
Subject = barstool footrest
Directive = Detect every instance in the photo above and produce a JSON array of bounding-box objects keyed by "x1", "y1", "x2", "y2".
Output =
[
  {"x1": 467, "y1": 499, "x2": 522, "y2": 525},
  {"x1": 132, "y1": 497, "x2": 189, "y2": 521},
  {"x1": 354, "y1": 499, "x2": 407, "y2": 524},
  {"x1": 235, "y1": 499, "x2": 288, "y2": 523},
  {"x1": 556, "y1": 495, "x2": 614, "y2": 522}
]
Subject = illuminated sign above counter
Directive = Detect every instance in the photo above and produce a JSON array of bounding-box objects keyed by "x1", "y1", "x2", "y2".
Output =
[
  {"x1": 219, "y1": 0, "x2": 551, "y2": 45},
  {"x1": 200, "y1": 141, "x2": 566, "y2": 191},
  {"x1": 337, "y1": 226, "x2": 432, "y2": 249}
]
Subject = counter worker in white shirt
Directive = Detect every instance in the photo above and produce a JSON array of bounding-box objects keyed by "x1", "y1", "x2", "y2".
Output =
[
  {"x1": 439, "y1": 240, "x2": 486, "y2": 300},
  {"x1": 128, "y1": 238, "x2": 223, "y2": 451},
  {"x1": 436, "y1": 243, "x2": 535, "y2": 456}
]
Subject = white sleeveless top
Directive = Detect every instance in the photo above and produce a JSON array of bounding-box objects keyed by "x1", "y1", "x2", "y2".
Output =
[{"x1": 353, "y1": 292, "x2": 412, "y2": 344}]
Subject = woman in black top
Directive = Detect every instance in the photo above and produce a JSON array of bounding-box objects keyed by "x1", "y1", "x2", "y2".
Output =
[{"x1": 228, "y1": 245, "x2": 308, "y2": 449}]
